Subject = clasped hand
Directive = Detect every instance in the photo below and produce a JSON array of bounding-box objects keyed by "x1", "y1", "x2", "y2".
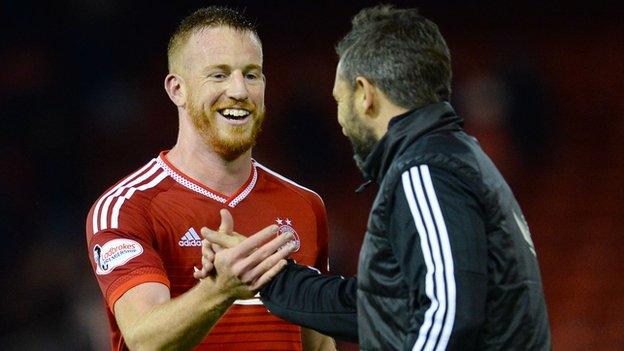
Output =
[{"x1": 193, "y1": 209, "x2": 295, "y2": 299}]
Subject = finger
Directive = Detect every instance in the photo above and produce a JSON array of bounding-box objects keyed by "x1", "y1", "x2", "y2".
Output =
[
  {"x1": 194, "y1": 241, "x2": 215, "y2": 279},
  {"x1": 195, "y1": 258, "x2": 214, "y2": 279},
  {"x1": 203, "y1": 227, "x2": 241, "y2": 249},
  {"x1": 200, "y1": 239, "x2": 216, "y2": 262},
  {"x1": 201, "y1": 255, "x2": 214, "y2": 273},
  {"x1": 200, "y1": 227, "x2": 216, "y2": 240},
  {"x1": 245, "y1": 232, "x2": 294, "y2": 267},
  {"x1": 202, "y1": 238, "x2": 211, "y2": 253},
  {"x1": 203, "y1": 245, "x2": 215, "y2": 262},
  {"x1": 231, "y1": 231, "x2": 248, "y2": 244},
  {"x1": 216, "y1": 224, "x2": 279, "y2": 256},
  {"x1": 193, "y1": 265, "x2": 209, "y2": 279},
  {"x1": 238, "y1": 233, "x2": 294, "y2": 279},
  {"x1": 193, "y1": 268, "x2": 206, "y2": 279},
  {"x1": 211, "y1": 243, "x2": 224, "y2": 253},
  {"x1": 250, "y1": 259, "x2": 288, "y2": 290},
  {"x1": 219, "y1": 209, "x2": 234, "y2": 235}
]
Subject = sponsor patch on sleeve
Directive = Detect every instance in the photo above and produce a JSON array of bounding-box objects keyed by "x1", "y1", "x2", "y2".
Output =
[{"x1": 93, "y1": 238, "x2": 144, "y2": 275}]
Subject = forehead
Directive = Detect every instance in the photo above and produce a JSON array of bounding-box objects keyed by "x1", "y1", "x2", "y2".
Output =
[
  {"x1": 333, "y1": 64, "x2": 350, "y2": 95},
  {"x1": 182, "y1": 26, "x2": 263, "y2": 68}
]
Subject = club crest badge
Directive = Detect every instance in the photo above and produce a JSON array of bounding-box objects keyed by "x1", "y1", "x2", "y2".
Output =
[{"x1": 276, "y1": 217, "x2": 300, "y2": 252}]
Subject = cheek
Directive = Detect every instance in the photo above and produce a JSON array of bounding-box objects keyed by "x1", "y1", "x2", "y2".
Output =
[
  {"x1": 336, "y1": 110, "x2": 349, "y2": 136},
  {"x1": 191, "y1": 86, "x2": 222, "y2": 110},
  {"x1": 336, "y1": 103, "x2": 344, "y2": 121},
  {"x1": 206, "y1": 93, "x2": 222, "y2": 110},
  {"x1": 337, "y1": 105, "x2": 350, "y2": 126},
  {"x1": 249, "y1": 85, "x2": 265, "y2": 107}
]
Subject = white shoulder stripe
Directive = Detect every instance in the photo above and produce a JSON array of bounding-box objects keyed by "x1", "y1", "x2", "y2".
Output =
[
  {"x1": 110, "y1": 171, "x2": 167, "y2": 229},
  {"x1": 92, "y1": 160, "x2": 156, "y2": 234},
  {"x1": 97, "y1": 163, "x2": 161, "y2": 232},
  {"x1": 254, "y1": 162, "x2": 324, "y2": 205},
  {"x1": 402, "y1": 165, "x2": 456, "y2": 351}
]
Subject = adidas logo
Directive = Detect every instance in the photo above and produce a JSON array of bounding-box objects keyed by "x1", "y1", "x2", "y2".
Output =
[{"x1": 178, "y1": 227, "x2": 202, "y2": 247}]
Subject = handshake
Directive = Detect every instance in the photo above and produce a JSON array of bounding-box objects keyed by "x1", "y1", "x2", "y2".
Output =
[{"x1": 192, "y1": 208, "x2": 298, "y2": 300}]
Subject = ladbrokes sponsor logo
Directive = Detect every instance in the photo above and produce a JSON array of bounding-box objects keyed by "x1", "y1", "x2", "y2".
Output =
[{"x1": 94, "y1": 238, "x2": 143, "y2": 275}]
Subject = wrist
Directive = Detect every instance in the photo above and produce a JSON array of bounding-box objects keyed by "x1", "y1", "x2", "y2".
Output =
[{"x1": 197, "y1": 277, "x2": 238, "y2": 307}]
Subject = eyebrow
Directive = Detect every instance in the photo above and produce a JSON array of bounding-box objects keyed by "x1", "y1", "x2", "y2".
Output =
[
  {"x1": 204, "y1": 64, "x2": 262, "y2": 72},
  {"x1": 244, "y1": 64, "x2": 263, "y2": 72}
]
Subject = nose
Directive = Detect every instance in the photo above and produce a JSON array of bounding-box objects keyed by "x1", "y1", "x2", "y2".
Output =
[{"x1": 226, "y1": 71, "x2": 249, "y2": 102}]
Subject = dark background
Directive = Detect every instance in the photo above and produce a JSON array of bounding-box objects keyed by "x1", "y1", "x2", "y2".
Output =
[{"x1": 1, "y1": 1, "x2": 623, "y2": 350}]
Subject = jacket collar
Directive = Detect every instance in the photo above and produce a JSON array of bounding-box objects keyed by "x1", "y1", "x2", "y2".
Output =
[{"x1": 358, "y1": 101, "x2": 463, "y2": 184}]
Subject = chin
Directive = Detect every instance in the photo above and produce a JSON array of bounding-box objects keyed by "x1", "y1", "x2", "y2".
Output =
[{"x1": 208, "y1": 134, "x2": 256, "y2": 161}]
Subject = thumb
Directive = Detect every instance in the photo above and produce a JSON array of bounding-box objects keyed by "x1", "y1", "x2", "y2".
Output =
[{"x1": 219, "y1": 208, "x2": 234, "y2": 235}]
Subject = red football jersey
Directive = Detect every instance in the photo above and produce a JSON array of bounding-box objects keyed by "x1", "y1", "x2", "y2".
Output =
[{"x1": 86, "y1": 151, "x2": 329, "y2": 351}]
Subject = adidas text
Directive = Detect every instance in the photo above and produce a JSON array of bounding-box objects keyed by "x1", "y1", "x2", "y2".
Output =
[{"x1": 178, "y1": 239, "x2": 202, "y2": 247}]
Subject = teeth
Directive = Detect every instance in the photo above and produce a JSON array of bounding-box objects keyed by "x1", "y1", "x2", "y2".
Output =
[{"x1": 221, "y1": 108, "x2": 250, "y2": 117}]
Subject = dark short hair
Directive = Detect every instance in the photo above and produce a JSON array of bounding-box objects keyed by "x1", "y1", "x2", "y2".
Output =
[
  {"x1": 336, "y1": 5, "x2": 452, "y2": 109},
  {"x1": 167, "y1": 6, "x2": 259, "y2": 72}
]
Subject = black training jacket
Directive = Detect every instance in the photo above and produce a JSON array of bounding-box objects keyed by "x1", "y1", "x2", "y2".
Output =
[{"x1": 261, "y1": 102, "x2": 551, "y2": 350}]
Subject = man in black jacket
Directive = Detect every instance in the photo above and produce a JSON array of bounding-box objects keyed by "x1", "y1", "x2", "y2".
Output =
[{"x1": 206, "y1": 5, "x2": 551, "y2": 350}]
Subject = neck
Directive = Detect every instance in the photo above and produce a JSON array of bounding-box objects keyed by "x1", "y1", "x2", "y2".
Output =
[
  {"x1": 373, "y1": 102, "x2": 409, "y2": 140},
  {"x1": 167, "y1": 113, "x2": 252, "y2": 197}
]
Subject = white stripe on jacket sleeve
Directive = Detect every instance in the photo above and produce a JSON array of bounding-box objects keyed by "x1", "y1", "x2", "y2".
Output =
[{"x1": 401, "y1": 165, "x2": 456, "y2": 351}]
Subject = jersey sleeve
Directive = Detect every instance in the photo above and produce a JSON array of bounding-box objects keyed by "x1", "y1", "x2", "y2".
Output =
[
  {"x1": 390, "y1": 164, "x2": 487, "y2": 350},
  {"x1": 85, "y1": 195, "x2": 170, "y2": 312},
  {"x1": 309, "y1": 193, "x2": 330, "y2": 274}
]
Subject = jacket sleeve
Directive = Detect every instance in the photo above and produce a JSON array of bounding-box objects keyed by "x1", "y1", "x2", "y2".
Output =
[
  {"x1": 259, "y1": 260, "x2": 358, "y2": 342},
  {"x1": 390, "y1": 164, "x2": 487, "y2": 351}
]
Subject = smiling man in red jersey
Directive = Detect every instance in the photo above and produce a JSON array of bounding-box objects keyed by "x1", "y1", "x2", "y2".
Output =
[{"x1": 85, "y1": 6, "x2": 334, "y2": 351}]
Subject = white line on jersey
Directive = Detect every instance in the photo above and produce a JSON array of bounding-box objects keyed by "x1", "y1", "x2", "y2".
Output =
[
  {"x1": 233, "y1": 292, "x2": 263, "y2": 305},
  {"x1": 92, "y1": 160, "x2": 156, "y2": 234}
]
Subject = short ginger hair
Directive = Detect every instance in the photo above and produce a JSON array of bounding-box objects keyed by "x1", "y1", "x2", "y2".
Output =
[{"x1": 167, "y1": 6, "x2": 259, "y2": 73}]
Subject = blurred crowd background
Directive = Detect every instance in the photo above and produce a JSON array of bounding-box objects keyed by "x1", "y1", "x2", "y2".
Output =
[{"x1": 1, "y1": 1, "x2": 623, "y2": 350}]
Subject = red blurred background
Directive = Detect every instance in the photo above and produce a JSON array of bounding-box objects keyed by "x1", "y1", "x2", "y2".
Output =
[{"x1": 1, "y1": 1, "x2": 622, "y2": 350}]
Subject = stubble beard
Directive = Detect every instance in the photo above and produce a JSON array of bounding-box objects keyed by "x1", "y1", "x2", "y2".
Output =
[
  {"x1": 344, "y1": 100, "x2": 378, "y2": 171},
  {"x1": 188, "y1": 96, "x2": 265, "y2": 162}
]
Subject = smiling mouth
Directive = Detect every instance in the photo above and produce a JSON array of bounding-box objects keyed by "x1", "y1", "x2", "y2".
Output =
[{"x1": 218, "y1": 108, "x2": 251, "y2": 120}]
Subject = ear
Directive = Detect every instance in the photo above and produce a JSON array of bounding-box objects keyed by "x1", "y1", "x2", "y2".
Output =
[
  {"x1": 164, "y1": 73, "x2": 186, "y2": 107},
  {"x1": 355, "y1": 76, "x2": 377, "y2": 117}
]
